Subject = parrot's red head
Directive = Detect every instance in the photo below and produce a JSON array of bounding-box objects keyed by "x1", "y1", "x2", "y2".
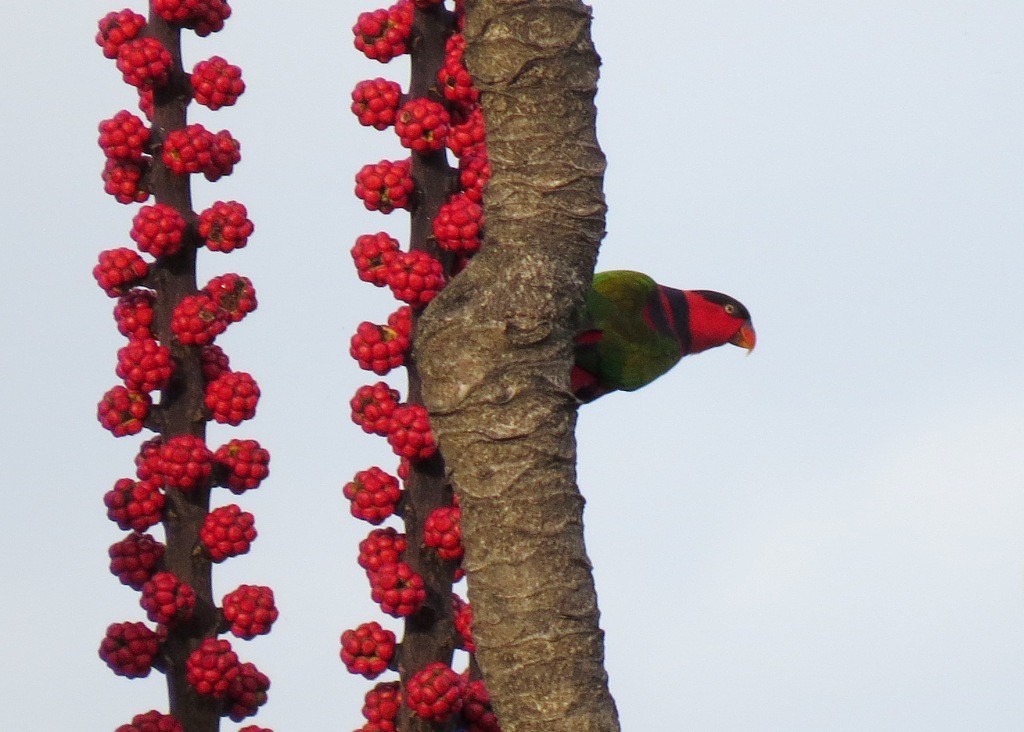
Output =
[{"x1": 681, "y1": 289, "x2": 756, "y2": 355}]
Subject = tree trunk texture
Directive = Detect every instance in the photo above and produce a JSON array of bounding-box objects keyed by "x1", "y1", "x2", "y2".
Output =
[{"x1": 415, "y1": 2, "x2": 618, "y2": 730}]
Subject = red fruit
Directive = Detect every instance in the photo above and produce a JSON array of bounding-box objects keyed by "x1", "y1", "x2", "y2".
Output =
[
  {"x1": 363, "y1": 681, "x2": 401, "y2": 729},
  {"x1": 205, "y1": 128, "x2": 241, "y2": 181},
  {"x1": 114, "y1": 289, "x2": 156, "y2": 340},
  {"x1": 384, "y1": 250, "x2": 445, "y2": 308},
  {"x1": 424, "y1": 505, "x2": 463, "y2": 561},
  {"x1": 200, "y1": 504, "x2": 257, "y2": 562},
  {"x1": 358, "y1": 527, "x2": 407, "y2": 575},
  {"x1": 462, "y1": 679, "x2": 501, "y2": 732},
  {"x1": 116, "y1": 338, "x2": 174, "y2": 393},
  {"x1": 103, "y1": 159, "x2": 150, "y2": 204},
  {"x1": 340, "y1": 621, "x2": 396, "y2": 679},
  {"x1": 109, "y1": 532, "x2": 165, "y2": 590},
  {"x1": 95, "y1": 248, "x2": 149, "y2": 297},
  {"x1": 350, "y1": 381, "x2": 401, "y2": 437},
  {"x1": 140, "y1": 571, "x2": 196, "y2": 625},
  {"x1": 370, "y1": 560, "x2": 426, "y2": 617},
  {"x1": 203, "y1": 272, "x2": 257, "y2": 322},
  {"x1": 134, "y1": 437, "x2": 164, "y2": 481},
  {"x1": 116, "y1": 37, "x2": 173, "y2": 88},
  {"x1": 200, "y1": 343, "x2": 231, "y2": 381},
  {"x1": 458, "y1": 145, "x2": 491, "y2": 204},
  {"x1": 223, "y1": 584, "x2": 278, "y2": 639},
  {"x1": 205, "y1": 371, "x2": 260, "y2": 425},
  {"x1": 185, "y1": 638, "x2": 241, "y2": 698},
  {"x1": 386, "y1": 403, "x2": 437, "y2": 461},
  {"x1": 171, "y1": 292, "x2": 228, "y2": 346},
  {"x1": 99, "y1": 621, "x2": 161, "y2": 678},
  {"x1": 351, "y1": 232, "x2": 401, "y2": 286},
  {"x1": 214, "y1": 439, "x2": 270, "y2": 493},
  {"x1": 447, "y1": 105, "x2": 486, "y2": 158},
  {"x1": 153, "y1": 0, "x2": 232, "y2": 36},
  {"x1": 191, "y1": 55, "x2": 245, "y2": 110},
  {"x1": 154, "y1": 434, "x2": 213, "y2": 491},
  {"x1": 98, "y1": 386, "x2": 151, "y2": 437},
  {"x1": 433, "y1": 192, "x2": 483, "y2": 256},
  {"x1": 394, "y1": 98, "x2": 449, "y2": 153},
  {"x1": 438, "y1": 34, "x2": 479, "y2": 105},
  {"x1": 162, "y1": 124, "x2": 240, "y2": 180},
  {"x1": 405, "y1": 662, "x2": 464, "y2": 723},
  {"x1": 198, "y1": 200, "x2": 253, "y2": 253},
  {"x1": 98, "y1": 110, "x2": 150, "y2": 161},
  {"x1": 130, "y1": 203, "x2": 187, "y2": 258},
  {"x1": 138, "y1": 86, "x2": 155, "y2": 120},
  {"x1": 355, "y1": 158, "x2": 414, "y2": 213},
  {"x1": 352, "y1": 1, "x2": 413, "y2": 62},
  {"x1": 97, "y1": 9, "x2": 146, "y2": 59},
  {"x1": 452, "y1": 594, "x2": 475, "y2": 652},
  {"x1": 226, "y1": 661, "x2": 270, "y2": 722},
  {"x1": 104, "y1": 479, "x2": 162, "y2": 528},
  {"x1": 349, "y1": 307, "x2": 411, "y2": 375},
  {"x1": 344, "y1": 466, "x2": 402, "y2": 525},
  {"x1": 352, "y1": 78, "x2": 403, "y2": 130},
  {"x1": 115, "y1": 710, "x2": 183, "y2": 732}
]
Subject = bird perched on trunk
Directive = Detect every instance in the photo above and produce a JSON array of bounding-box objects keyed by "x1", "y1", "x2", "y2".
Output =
[{"x1": 572, "y1": 270, "x2": 756, "y2": 403}]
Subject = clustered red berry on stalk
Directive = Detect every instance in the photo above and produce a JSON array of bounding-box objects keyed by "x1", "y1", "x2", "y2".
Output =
[
  {"x1": 342, "y1": 2, "x2": 501, "y2": 730},
  {"x1": 93, "y1": 4, "x2": 274, "y2": 729}
]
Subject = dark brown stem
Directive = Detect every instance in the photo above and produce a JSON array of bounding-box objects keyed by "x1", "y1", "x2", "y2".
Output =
[
  {"x1": 395, "y1": 4, "x2": 463, "y2": 732},
  {"x1": 144, "y1": 13, "x2": 221, "y2": 732}
]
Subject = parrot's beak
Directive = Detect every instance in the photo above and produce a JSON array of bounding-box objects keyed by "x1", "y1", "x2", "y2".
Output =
[{"x1": 730, "y1": 322, "x2": 756, "y2": 353}]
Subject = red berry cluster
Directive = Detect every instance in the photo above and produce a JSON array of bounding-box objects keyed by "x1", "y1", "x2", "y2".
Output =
[
  {"x1": 94, "y1": 6, "x2": 272, "y2": 727},
  {"x1": 343, "y1": 3, "x2": 503, "y2": 729},
  {"x1": 406, "y1": 661, "x2": 465, "y2": 722},
  {"x1": 340, "y1": 621, "x2": 398, "y2": 678},
  {"x1": 349, "y1": 305, "x2": 412, "y2": 375},
  {"x1": 223, "y1": 584, "x2": 279, "y2": 639},
  {"x1": 140, "y1": 571, "x2": 196, "y2": 625},
  {"x1": 191, "y1": 55, "x2": 245, "y2": 110},
  {"x1": 200, "y1": 503, "x2": 257, "y2": 562},
  {"x1": 99, "y1": 621, "x2": 162, "y2": 678},
  {"x1": 344, "y1": 466, "x2": 402, "y2": 524}
]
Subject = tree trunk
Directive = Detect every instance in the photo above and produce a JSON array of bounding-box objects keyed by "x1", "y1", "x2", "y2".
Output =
[{"x1": 415, "y1": 2, "x2": 618, "y2": 730}]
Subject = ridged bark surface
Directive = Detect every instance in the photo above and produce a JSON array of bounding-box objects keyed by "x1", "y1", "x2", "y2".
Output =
[{"x1": 415, "y1": 2, "x2": 618, "y2": 730}]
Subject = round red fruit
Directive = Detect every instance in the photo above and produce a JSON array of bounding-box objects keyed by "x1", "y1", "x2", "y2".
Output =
[
  {"x1": 191, "y1": 56, "x2": 245, "y2": 110},
  {"x1": 98, "y1": 386, "x2": 151, "y2": 437},
  {"x1": 214, "y1": 438, "x2": 270, "y2": 493},
  {"x1": 95, "y1": 248, "x2": 149, "y2": 297},
  {"x1": 395, "y1": 98, "x2": 449, "y2": 153},
  {"x1": 344, "y1": 466, "x2": 402, "y2": 524},
  {"x1": 140, "y1": 571, "x2": 196, "y2": 625},
  {"x1": 223, "y1": 584, "x2": 278, "y2": 639},
  {"x1": 116, "y1": 338, "x2": 174, "y2": 393},
  {"x1": 200, "y1": 504, "x2": 257, "y2": 562},
  {"x1": 99, "y1": 621, "x2": 161, "y2": 678},
  {"x1": 340, "y1": 621, "x2": 397, "y2": 679},
  {"x1": 205, "y1": 371, "x2": 260, "y2": 425},
  {"x1": 185, "y1": 637, "x2": 240, "y2": 698},
  {"x1": 405, "y1": 662, "x2": 464, "y2": 723},
  {"x1": 198, "y1": 200, "x2": 253, "y2": 253}
]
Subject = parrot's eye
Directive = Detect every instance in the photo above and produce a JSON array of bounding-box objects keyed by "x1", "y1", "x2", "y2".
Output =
[{"x1": 724, "y1": 303, "x2": 737, "y2": 315}]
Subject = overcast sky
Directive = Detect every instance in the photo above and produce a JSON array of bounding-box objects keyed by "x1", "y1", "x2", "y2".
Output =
[{"x1": 3, "y1": 2, "x2": 1023, "y2": 730}]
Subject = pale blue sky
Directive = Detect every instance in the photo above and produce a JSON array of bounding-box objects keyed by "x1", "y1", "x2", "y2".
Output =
[{"x1": 2, "y1": 2, "x2": 1023, "y2": 730}]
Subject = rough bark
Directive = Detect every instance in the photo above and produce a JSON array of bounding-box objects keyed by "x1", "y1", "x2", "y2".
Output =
[{"x1": 414, "y1": 2, "x2": 618, "y2": 730}]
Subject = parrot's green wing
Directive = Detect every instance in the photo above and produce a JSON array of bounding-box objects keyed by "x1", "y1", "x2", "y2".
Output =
[{"x1": 576, "y1": 270, "x2": 684, "y2": 395}]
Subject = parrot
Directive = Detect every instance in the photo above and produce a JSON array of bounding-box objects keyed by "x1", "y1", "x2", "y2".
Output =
[{"x1": 572, "y1": 270, "x2": 756, "y2": 403}]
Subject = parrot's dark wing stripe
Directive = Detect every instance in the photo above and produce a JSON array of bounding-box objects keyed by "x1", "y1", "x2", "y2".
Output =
[{"x1": 649, "y1": 287, "x2": 691, "y2": 354}]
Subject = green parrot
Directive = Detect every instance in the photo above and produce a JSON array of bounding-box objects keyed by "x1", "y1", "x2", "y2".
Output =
[{"x1": 572, "y1": 270, "x2": 756, "y2": 402}]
